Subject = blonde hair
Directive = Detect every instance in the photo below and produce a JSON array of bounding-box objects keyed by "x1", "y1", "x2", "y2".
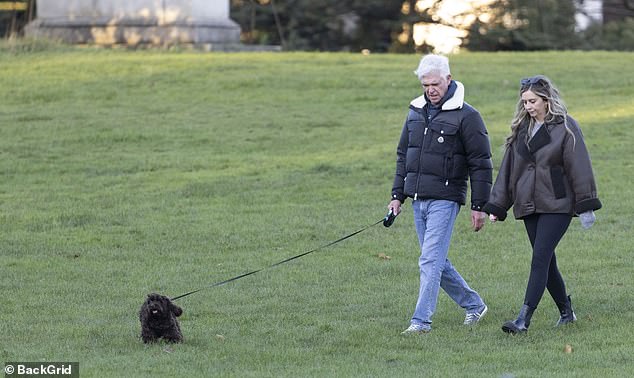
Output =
[{"x1": 506, "y1": 75, "x2": 575, "y2": 148}]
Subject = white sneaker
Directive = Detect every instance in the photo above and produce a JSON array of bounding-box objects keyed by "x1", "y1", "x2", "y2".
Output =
[
  {"x1": 401, "y1": 323, "x2": 431, "y2": 335},
  {"x1": 464, "y1": 304, "x2": 488, "y2": 325}
]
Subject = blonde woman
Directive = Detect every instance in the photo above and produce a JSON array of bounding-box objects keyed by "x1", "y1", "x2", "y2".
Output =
[{"x1": 483, "y1": 75, "x2": 602, "y2": 334}]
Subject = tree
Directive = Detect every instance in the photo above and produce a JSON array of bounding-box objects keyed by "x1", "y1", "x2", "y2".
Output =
[
  {"x1": 578, "y1": 18, "x2": 634, "y2": 51},
  {"x1": 464, "y1": 0, "x2": 579, "y2": 51},
  {"x1": 391, "y1": 0, "x2": 502, "y2": 53},
  {"x1": 230, "y1": 0, "x2": 403, "y2": 52}
]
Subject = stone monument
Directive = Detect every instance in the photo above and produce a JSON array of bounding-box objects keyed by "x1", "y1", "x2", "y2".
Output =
[{"x1": 25, "y1": 0, "x2": 241, "y2": 48}]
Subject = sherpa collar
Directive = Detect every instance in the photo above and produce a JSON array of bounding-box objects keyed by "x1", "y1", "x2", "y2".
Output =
[{"x1": 409, "y1": 80, "x2": 465, "y2": 110}]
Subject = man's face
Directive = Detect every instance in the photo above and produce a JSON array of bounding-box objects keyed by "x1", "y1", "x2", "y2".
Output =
[{"x1": 421, "y1": 73, "x2": 451, "y2": 105}]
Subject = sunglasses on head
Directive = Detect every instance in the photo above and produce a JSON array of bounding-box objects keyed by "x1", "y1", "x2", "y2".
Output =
[{"x1": 520, "y1": 76, "x2": 544, "y2": 87}]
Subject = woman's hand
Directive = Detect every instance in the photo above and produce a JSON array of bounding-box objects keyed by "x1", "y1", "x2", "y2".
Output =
[{"x1": 580, "y1": 210, "x2": 595, "y2": 229}]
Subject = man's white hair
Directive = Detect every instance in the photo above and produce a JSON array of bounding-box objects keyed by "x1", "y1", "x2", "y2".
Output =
[{"x1": 413, "y1": 54, "x2": 451, "y2": 80}]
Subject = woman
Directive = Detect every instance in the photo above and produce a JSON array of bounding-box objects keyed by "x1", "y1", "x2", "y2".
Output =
[{"x1": 483, "y1": 75, "x2": 602, "y2": 334}]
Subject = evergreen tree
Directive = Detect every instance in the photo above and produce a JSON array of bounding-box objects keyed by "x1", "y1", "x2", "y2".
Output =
[
  {"x1": 464, "y1": 0, "x2": 579, "y2": 51},
  {"x1": 230, "y1": 0, "x2": 403, "y2": 52}
]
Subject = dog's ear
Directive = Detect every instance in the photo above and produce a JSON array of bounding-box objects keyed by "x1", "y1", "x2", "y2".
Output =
[{"x1": 169, "y1": 302, "x2": 183, "y2": 317}]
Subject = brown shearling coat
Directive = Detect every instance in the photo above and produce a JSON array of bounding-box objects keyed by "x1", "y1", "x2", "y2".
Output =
[{"x1": 483, "y1": 115, "x2": 601, "y2": 220}]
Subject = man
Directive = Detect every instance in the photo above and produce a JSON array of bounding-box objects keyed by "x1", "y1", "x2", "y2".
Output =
[{"x1": 388, "y1": 54, "x2": 492, "y2": 334}]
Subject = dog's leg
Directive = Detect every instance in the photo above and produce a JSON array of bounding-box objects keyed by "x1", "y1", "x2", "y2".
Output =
[
  {"x1": 163, "y1": 320, "x2": 183, "y2": 343},
  {"x1": 164, "y1": 334, "x2": 183, "y2": 343},
  {"x1": 141, "y1": 328, "x2": 157, "y2": 343},
  {"x1": 164, "y1": 328, "x2": 183, "y2": 343}
]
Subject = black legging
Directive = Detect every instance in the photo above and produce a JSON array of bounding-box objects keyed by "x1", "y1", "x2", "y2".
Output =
[{"x1": 522, "y1": 213, "x2": 572, "y2": 309}]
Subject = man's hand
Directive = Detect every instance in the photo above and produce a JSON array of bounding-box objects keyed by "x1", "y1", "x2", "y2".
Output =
[
  {"x1": 471, "y1": 210, "x2": 486, "y2": 232},
  {"x1": 388, "y1": 200, "x2": 402, "y2": 216}
]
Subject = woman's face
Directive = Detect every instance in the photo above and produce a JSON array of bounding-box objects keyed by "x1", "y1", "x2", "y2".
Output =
[{"x1": 521, "y1": 89, "x2": 547, "y2": 122}]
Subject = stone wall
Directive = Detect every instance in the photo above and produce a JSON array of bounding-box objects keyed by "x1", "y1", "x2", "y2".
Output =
[{"x1": 25, "y1": 0, "x2": 241, "y2": 47}]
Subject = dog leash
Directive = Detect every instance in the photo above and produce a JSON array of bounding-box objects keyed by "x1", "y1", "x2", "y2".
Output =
[{"x1": 170, "y1": 211, "x2": 398, "y2": 301}]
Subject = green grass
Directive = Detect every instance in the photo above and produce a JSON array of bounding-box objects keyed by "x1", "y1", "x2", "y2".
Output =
[{"x1": 1, "y1": 48, "x2": 633, "y2": 377}]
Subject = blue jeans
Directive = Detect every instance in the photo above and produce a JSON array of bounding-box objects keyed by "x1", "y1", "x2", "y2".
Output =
[{"x1": 410, "y1": 199, "x2": 485, "y2": 328}]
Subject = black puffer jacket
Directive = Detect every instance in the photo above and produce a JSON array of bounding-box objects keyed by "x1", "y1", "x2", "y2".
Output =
[{"x1": 391, "y1": 81, "x2": 493, "y2": 210}]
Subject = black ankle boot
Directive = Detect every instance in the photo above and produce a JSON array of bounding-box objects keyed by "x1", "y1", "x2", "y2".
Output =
[
  {"x1": 502, "y1": 304, "x2": 534, "y2": 334},
  {"x1": 555, "y1": 295, "x2": 577, "y2": 326}
]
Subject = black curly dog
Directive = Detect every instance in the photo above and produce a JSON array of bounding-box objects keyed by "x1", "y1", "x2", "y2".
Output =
[{"x1": 139, "y1": 293, "x2": 183, "y2": 343}]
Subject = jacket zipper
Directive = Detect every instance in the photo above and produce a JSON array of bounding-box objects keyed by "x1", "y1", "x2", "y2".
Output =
[
  {"x1": 414, "y1": 126, "x2": 428, "y2": 200},
  {"x1": 445, "y1": 156, "x2": 450, "y2": 186}
]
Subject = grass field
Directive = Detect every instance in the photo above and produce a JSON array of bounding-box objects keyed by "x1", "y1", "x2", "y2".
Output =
[{"x1": 1, "y1": 45, "x2": 633, "y2": 377}]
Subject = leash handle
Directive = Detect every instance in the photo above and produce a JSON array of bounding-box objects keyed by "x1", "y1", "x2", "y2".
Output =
[{"x1": 383, "y1": 209, "x2": 398, "y2": 227}]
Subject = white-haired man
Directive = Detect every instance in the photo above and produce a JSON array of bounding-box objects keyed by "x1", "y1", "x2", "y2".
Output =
[{"x1": 388, "y1": 54, "x2": 492, "y2": 334}]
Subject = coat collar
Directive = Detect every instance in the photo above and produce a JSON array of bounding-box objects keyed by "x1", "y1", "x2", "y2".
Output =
[
  {"x1": 516, "y1": 119, "x2": 559, "y2": 161},
  {"x1": 528, "y1": 124, "x2": 551, "y2": 153},
  {"x1": 410, "y1": 81, "x2": 465, "y2": 110}
]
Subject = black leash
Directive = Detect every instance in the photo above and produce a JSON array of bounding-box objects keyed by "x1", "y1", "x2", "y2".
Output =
[{"x1": 170, "y1": 211, "x2": 398, "y2": 301}]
